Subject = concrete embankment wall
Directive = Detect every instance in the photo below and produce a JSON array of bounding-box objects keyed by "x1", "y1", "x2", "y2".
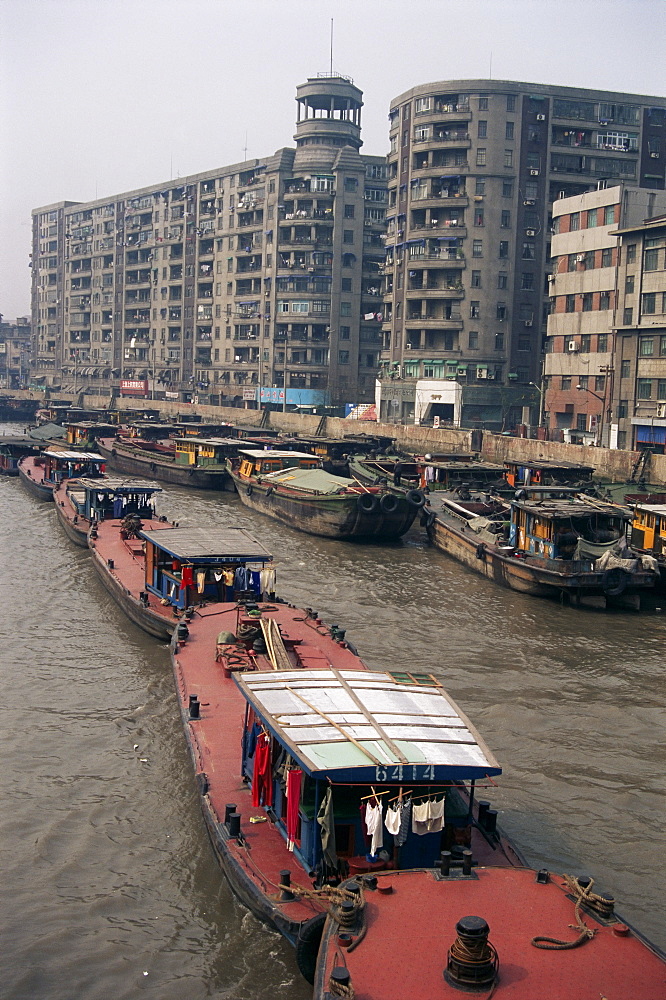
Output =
[{"x1": 6, "y1": 389, "x2": 666, "y2": 485}]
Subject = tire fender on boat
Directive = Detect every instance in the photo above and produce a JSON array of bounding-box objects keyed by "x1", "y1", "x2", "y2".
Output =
[
  {"x1": 246, "y1": 484, "x2": 253, "y2": 497},
  {"x1": 476, "y1": 543, "x2": 486, "y2": 560},
  {"x1": 295, "y1": 912, "x2": 326, "y2": 984},
  {"x1": 406, "y1": 488, "x2": 426, "y2": 509},
  {"x1": 380, "y1": 492, "x2": 399, "y2": 513},
  {"x1": 602, "y1": 567, "x2": 629, "y2": 597},
  {"x1": 357, "y1": 492, "x2": 379, "y2": 514},
  {"x1": 111, "y1": 448, "x2": 117, "y2": 457}
]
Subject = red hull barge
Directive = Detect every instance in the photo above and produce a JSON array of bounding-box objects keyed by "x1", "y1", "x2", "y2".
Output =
[
  {"x1": 315, "y1": 866, "x2": 666, "y2": 1000},
  {"x1": 54, "y1": 478, "x2": 162, "y2": 549},
  {"x1": 18, "y1": 450, "x2": 105, "y2": 502},
  {"x1": 170, "y1": 599, "x2": 504, "y2": 982}
]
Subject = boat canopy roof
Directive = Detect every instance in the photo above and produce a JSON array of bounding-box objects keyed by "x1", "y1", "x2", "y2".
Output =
[
  {"x1": 236, "y1": 669, "x2": 501, "y2": 782},
  {"x1": 240, "y1": 449, "x2": 317, "y2": 459},
  {"x1": 504, "y1": 459, "x2": 594, "y2": 473},
  {"x1": 634, "y1": 503, "x2": 666, "y2": 516},
  {"x1": 43, "y1": 450, "x2": 104, "y2": 461},
  {"x1": 174, "y1": 436, "x2": 240, "y2": 446},
  {"x1": 73, "y1": 477, "x2": 162, "y2": 495},
  {"x1": 512, "y1": 498, "x2": 627, "y2": 520},
  {"x1": 28, "y1": 423, "x2": 67, "y2": 440},
  {"x1": 263, "y1": 467, "x2": 353, "y2": 492},
  {"x1": 139, "y1": 526, "x2": 272, "y2": 563}
]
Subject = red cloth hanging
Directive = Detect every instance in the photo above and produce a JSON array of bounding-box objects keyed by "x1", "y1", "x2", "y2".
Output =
[
  {"x1": 286, "y1": 768, "x2": 303, "y2": 849},
  {"x1": 252, "y1": 733, "x2": 273, "y2": 807},
  {"x1": 180, "y1": 565, "x2": 194, "y2": 590}
]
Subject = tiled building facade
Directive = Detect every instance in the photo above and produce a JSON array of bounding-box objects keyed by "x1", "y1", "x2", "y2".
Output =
[
  {"x1": 544, "y1": 186, "x2": 666, "y2": 445},
  {"x1": 612, "y1": 214, "x2": 666, "y2": 452},
  {"x1": 378, "y1": 81, "x2": 666, "y2": 429},
  {"x1": 30, "y1": 76, "x2": 386, "y2": 407},
  {"x1": 0, "y1": 315, "x2": 31, "y2": 389}
]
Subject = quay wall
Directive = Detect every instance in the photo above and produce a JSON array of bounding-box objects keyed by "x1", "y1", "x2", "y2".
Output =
[{"x1": 6, "y1": 389, "x2": 666, "y2": 485}]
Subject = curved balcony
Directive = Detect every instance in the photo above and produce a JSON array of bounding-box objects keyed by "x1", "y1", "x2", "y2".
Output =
[{"x1": 406, "y1": 286, "x2": 464, "y2": 300}]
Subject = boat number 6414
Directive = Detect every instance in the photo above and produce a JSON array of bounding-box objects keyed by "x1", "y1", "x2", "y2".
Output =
[{"x1": 374, "y1": 764, "x2": 436, "y2": 781}]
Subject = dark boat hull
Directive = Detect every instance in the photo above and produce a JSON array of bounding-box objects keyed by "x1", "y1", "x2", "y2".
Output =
[
  {"x1": 54, "y1": 501, "x2": 89, "y2": 547},
  {"x1": 429, "y1": 513, "x2": 656, "y2": 605},
  {"x1": 229, "y1": 470, "x2": 419, "y2": 541},
  {"x1": 88, "y1": 541, "x2": 174, "y2": 641},
  {"x1": 18, "y1": 464, "x2": 54, "y2": 501},
  {"x1": 97, "y1": 441, "x2": 231, "y2": 491}
]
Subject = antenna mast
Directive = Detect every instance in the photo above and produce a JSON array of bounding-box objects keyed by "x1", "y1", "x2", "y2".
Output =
[{"x1": 330, "y1": 18, "x2": 333, "y2": 74}]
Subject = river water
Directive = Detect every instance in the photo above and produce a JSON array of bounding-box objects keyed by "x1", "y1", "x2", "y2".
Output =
[{"x1": 1, "y1": 428, "x2": 664, "y2": 999}]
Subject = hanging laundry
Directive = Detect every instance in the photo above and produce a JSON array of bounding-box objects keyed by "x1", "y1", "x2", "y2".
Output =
[
  {"x1": 425, "y1": 465, "x2": 435, "y2": 483},
  {"x1": 427, "y1": 796, "x2": 445, "y2": 834},
  {"x1": 285, "y1": 768, "x2": 303, "y2": 852},
  {"x1": 196, "y1": 570, "x2": 206, "y2": 594},
  {"x1": 411, "y1": 800, "x2": 431, "y2": 836},
  {"x1": 251, "y1": 732, "x2": 272, "y2": 807},
  {"x1": 234, "y1": 565, "x2": 249, "y2": 591},
  {"x1": 385, "y1": 803, "x2": 401, "y2": 837},
  {"x1": 396, "y1": 799, "x2": 412, "y2": 847},
  {"x1": 260, "y1": 566, "x2": 276, "y2": 596},
  {"x1": 317, "y1": 787, "x2": 337, "y2": 868},
  {"x1": 213, "y1": 571, "x2": 223, "y2": 582},
  {"x1": 222, "y1": 568, "x2": 235, "y2": 588},
  {"x1": 250, "y1": 570, "x2": 262, "y2": 595},
  {"x1": 365, "y1": 801, "x2": 384, "y2": 856},
  {"x1": 180, "y1": 565, "x2": 194, "y2": 589}
]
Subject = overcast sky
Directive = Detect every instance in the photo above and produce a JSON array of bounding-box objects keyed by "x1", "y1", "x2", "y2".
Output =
[{"x1": 1, "y1": 0, "x2": 664, "y2": 320}]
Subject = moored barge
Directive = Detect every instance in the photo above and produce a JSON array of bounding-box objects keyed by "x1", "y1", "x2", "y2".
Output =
[
  {"x1": 18, "y1": 449, "x2": 105, "y2": 501},
  {"x1": 54, "y1": 477, "x2": 160, "y2": 548}
]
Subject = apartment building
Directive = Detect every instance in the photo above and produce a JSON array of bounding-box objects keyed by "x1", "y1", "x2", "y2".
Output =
[
  {"x1": 379, "y1": 81, "x2": 666, "y2": 429},
  {"x1": 612, "y1": 214, "x2": 666, "y2": 452},
  {"x1": 544, "y1": 186, "x2": 666, "y2": 445},
  {"x1": 30, "y1": 75, "x2": 386, "y2": 408},
  {"x1": 0, "y1": 315, "x2": 31, "y2": 389}
]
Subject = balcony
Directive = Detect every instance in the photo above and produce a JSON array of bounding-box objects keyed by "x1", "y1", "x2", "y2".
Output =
[{"x1": 406, "y1": 285, "x2": 464, "y2": 299}]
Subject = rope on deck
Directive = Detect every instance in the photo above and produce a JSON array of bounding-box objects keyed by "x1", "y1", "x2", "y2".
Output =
[{"x1": 532, "y1": 874, "x2": 613, "y2": 950}]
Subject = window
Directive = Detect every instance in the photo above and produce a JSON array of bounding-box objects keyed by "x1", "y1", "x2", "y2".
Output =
[
  {"x1": 626, "y1": 244, "x2": 636, "y2": 263},
  {"x1": 499, "y1": 241, "x2": 509, "y2": 258},
  {"x1": 661, "y1": 335, "x2": 666, "y2": 355},
  {"x1": 468, "y1": 330, "x2": 479, "y2": 349},
  {"x1": 644, "y1": 248, "x2": 659, "y2": 271},
  {"x1": 623, "y1": 307, "x2": 633, "y2": 325},
  {"x1": 582, "y1": 293, "x2": 593, "y2": 312},
  {"x1": 561, "y1": 377, "x2": 572, "y2": 390},
  {"x1": 470, "y1": 300, "x2": 480, "y2": 318},
  {"x1": 338, "y1": 351, "x2": 350, "y2": 364},
  {"x1": 339, "y1": 326, "x2": 350, "y2": 340},
  {"x1": 522, "y1": 242, "x2": 535, "y2": 259},
  {"x1": 570, "y1": 212, "x2": 580, "y2": 231},
  {"x1": 414, "y1": 124, "x2": 432, "y2": 141},
  {"x1": 604, "y1": 205, "x2": 615, "y2": 225},
  {"x1": 504, "y1": 149, "x2": 513, "y2": 167},
  {"x1": 595, "y1": 375, "x2": 606, "y2": 393},
  {"x1": 478, "y1": 120, "x2": 487, "y2": 138},
  {"x1": 505, "y1": 122, "x2": 514, "y2": 140},
  {"x1": 474, "y1": 208, "x2": 484, "y2": 226},
  {"x1": 659, "y1": 379, "x2": 666, "y2": 400},
  {"x1": 341, "y1": 277, "x2": 352, "y2": 291},
  {"x1": 343, "y1": 230, "x2": 354, "y2": 244},
  {"x1": 471, "y1": 270, "x2": 482, "y2": 287},
  {"x1": 637, "y1": 379, "x2": 652, "y2": 399},
  {"x1": 479, "y1": 96, "x2": 488, "y2": 110},
  {"x1": 340, "y1": 301, "x2": 351, "y2": 316},
  {"x1": 496, "y1": 303, "x2": 507, "y2": 321},
  {"x1": 621, "y1": 359, "x2": 631, "y2": 378},
  {"x1": 625, "y1": 275, "x2": 635, "y2": 293},
  {"x1": 472, "y1": 239, "x2": 483, "y2": 257},
  {"x1": 498, "y1": 271, "x2": 508, "y2": 289},
  {"x1": 568, "y1": 253, "x2": 577, "y2": 272},
  {"x1": 600, "y1": 291, "x2": 611, "y2": 310},
  {"x1": 618, "y1": 400, "x2": 628, "y2": 418},
  {"x1": 518, "y1": 336, "x2": 531, "y2": 351},
  {"x1": 344, "y1": 204, "x2": 355, "y2": 219},
  {"x1": 601, "y1": 248, "x2": 612, "y2": 268},
  {"x1": 475, "y1": 179, "x2": 485, "y2": 195},
  {"x1": 502, "y1": 181, "x2": 513, "y2": 198},
  {"x1": 507, "y1": 95, "x2": 516, "y2": 111},
  {"x1": 415, "y1": 97, "x2": 431, "y2": 114},
  {"x1": 643, "y1": 293, "x2": 656, "y2": 314},
  {"x1": 494, "y1": 333, "x2": 504, "y2": 350},
  {"x1": 586, "y1": 208, "x2": 598, "y2": 228},
  {"x1": 580, "y1": 334, "x2": 591, "y2": 352},
  {"x1": 597, "y1": 334, "x2": 608, "y2": 352},
  {"x1": 578, "y1": 375, "x2": 589, "y2": 389},
  {"x1": 476, "y1": 148, "x2": 487, "y2": 166},
  {"x1": 639, "y1": 337, "x2": 654, "y2": 356},
  {"x1": 566, "y1": 294, "x2": 576, "y2": 312},
  {"x1": 521, "y1": 272, "x2": 534, "y2": 289},
  {"x1": 576, "y1": 413, "x2": 587, "y2": 431}
]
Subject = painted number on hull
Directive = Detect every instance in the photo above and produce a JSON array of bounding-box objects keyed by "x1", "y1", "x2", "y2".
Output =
[{"x1": 374, "y1": 765, "x2": 435, "y2": 782}]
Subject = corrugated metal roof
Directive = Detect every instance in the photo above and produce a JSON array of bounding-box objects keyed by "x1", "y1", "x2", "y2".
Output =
[
  {"x1": 43, "y1": 450, "x2": 104, "y2": 460},
  {"x1": 240, "y1": 449, "x2": 317, "y2": 459},
  {"x1": 74, "y1": 478, "x2": 162, "y2": 493},
  {"x1": 263, "y1": 467, "x2": 354, "y2": 493},
  {"x1": 237, "y1": 669, "x2": 501, "y2": 780},
  {"x1": 138, "y1": 526, "x2": 272, "y2": 562}
]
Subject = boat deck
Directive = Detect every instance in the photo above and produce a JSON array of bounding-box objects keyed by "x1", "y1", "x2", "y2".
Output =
[
  {"x1": 316, "y1": 866, "x2": 665, "y2": 1000},
  {"x1": 91, "y1": 517, "x2": 177, "y2": 624}
]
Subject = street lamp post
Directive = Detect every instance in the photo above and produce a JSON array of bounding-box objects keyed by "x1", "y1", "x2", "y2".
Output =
[
  {"x1": 528, "y1": 381, "x2": 545, "y2": 428},
  {"x1": 576, "y1": 384, "x2": 605, "y2": 446}
]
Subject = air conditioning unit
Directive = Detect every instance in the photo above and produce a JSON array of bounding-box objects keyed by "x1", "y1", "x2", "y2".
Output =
[
  {"x1": 485, "y1": 372, "x2": 494, "y2": 380},
  {"x1": 576, "y1": 254, "x2": 585, "y2": 262},
  {"x1": 547, "y1": 273, "x2": 555, "y2": 282},
  {"x1": 476, "y1": 367, "x2": 488, "y2": 379},
  {"x1": 558, "y1": 190, "x2": 566, "y2": 199},
  {"x1": 650, "y1": 152, "x2": 660, "y2": 158},
  {"x1": 525, "y1": 229, "x2": 536, "y2": 237},
  {"x1": 524, "y1": 319, "x2": 533, "y2": 327},
  {"x1": 536, "y1": 114, "x2": 546, "y2": 121},
  {"x1": 568, "y1": 340, "x2": 579, "y2": 352},
  {"x1": 523, "y1": 199, "x2": 536, "y2": 206},
  {"x1": 474, "y1": 195, "x2": 484, "y2": 202},
  {"x1": 657, "y1": 402, "x2": 666, "y2": 418},
  {"x1": 530, "y1": 168, "x2": 540, "y2": 176}
]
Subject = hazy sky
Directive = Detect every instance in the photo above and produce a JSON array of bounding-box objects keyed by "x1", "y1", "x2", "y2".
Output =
[{"x1": 1, "y1": 0, "x2": 664, "y2": 320}]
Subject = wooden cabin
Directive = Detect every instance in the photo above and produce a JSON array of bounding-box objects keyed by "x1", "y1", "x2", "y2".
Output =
[
  {"x1": 504, "y1": 459, "x2": 595, "y2": 489},
  {"x1": 627, "y1": 495, "x2": 666, "y2": 555},
  {"x1": 508, "y1": 497, "x2": 626, "y2": 561},
  {"x1": 173, "y1": 436, "x2": 241, "y2": 467},
  {"x1": 236, "y1": 449, "x2": 320, "y2": 479}
]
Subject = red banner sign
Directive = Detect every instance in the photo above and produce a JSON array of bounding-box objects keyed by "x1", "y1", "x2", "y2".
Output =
[{"x1": 120, "y1": 379, "x2": 148, "y2": 396}]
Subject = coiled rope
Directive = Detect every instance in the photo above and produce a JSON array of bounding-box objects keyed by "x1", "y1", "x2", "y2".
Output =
[{"x1": 532, "y1": 874, "x2": 612, "y2": 950}]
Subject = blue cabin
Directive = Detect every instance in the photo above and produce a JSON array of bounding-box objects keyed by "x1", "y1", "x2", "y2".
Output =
[
  {"x1": 139, "y1": 526, "x2": 273, "y2": 610},
  {"x1": 236, "y1": 668, "x2": 501, "y2": 879},
  {"x1": 68, "y1": 478, "x2": 162, "y2": 522}
]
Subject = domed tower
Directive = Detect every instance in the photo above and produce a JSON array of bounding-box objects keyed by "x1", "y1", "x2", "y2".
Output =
[{"x1": 294, "y1": 75, "x2": 363, "y2": 150}]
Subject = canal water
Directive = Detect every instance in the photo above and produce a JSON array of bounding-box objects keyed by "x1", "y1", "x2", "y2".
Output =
[{"x1": 1, "y1": 433, "x2": 664, "y2": 999}]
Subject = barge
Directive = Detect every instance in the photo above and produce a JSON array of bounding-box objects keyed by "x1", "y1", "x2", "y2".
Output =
[{"x1": 18, "y1": 449, "x2": 105, "y2": 501}]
